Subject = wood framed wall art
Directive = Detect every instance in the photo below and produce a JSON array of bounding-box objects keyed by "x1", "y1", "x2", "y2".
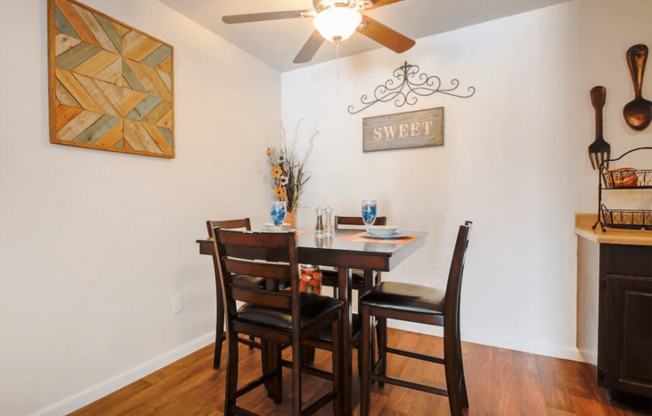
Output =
[
  {"x1": 48, "y1": 0, "x2": 174, "y2": 158},
  {"x1": 362, "y1": 107, "x2": 443, "y2": 152}
]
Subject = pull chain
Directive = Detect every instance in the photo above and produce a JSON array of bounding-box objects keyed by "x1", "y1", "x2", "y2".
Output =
[{"x1": 336, "y1": 40, "x2": 340, "y2": 95}]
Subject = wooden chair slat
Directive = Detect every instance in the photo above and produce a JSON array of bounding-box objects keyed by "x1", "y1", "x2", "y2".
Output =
[
  {"x1": 334, "y1": 216, "x2": 387, "y2": 227},
  {"x1": 231, "y1": 287, "x2": 292, "y2": 310},
  {"x1": 225, "y1": 258, "x2": 291, "y2": 281}
]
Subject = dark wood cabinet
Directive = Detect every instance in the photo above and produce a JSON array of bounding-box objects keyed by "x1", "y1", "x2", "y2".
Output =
[{"x1": 598, "y1": 244, "x2": 652, "y2": 398}]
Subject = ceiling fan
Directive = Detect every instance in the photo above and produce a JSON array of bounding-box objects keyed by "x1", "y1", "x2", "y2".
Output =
[{"x1": 222, "y1": 0, "x2": 415, "y2": 64}]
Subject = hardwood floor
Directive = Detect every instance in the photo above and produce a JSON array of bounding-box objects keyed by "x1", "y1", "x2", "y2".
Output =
[{"x1": 69, "y1": 329, "x2": 651, "y2": 416}]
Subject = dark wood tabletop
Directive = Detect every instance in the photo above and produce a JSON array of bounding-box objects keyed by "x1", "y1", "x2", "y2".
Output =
[{"x1": 197, "y1": 229, "x2": 426, "y2": 414}]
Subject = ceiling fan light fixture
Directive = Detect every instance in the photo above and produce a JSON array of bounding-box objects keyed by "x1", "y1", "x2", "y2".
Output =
[{"x1": 313, "y1": 6, "x2": 362, "y2": 42}]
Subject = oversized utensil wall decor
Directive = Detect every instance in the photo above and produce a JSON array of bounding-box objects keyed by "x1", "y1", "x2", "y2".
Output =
[
  {"x1": 588, "y1": 86, "x2": 611, "y2": 170},
  {"x1": 623, "y1": 44, "x2": 651, "y2": 131}
]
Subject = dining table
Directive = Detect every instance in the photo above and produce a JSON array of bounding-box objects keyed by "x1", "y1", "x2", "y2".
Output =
[{"x1": 196, "y1": 228, "x2": 426, "y2": 415}]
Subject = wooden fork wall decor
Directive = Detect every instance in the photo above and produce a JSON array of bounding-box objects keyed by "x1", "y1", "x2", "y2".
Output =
[{"x1": 588, "y1": 86, "x2": 611, "y2": 170}]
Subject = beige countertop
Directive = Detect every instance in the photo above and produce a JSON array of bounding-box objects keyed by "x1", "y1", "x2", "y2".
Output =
[{"x1": 575, "y1": 213, "x2": 652, "y2": 246}]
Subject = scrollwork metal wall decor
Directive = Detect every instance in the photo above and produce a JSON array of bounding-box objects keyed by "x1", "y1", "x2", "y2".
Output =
[{"x1": 347, "y1": 61, "x2": 476, "y2": 114}]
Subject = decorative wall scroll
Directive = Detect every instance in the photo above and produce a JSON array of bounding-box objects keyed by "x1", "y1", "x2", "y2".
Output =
[
  {"x1": 348, "y1": 61, "x2": 475, "y2": 115},
  {"x1": 48, "y1": 0, "x2": 174, "y2": 158},
  {"x1": 362, "y1": 107, "x2": 443, "y2": 152}
]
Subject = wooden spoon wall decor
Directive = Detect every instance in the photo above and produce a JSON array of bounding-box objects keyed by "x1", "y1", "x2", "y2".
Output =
[{"x1": 623, "y1": 44, "x2": 652, "y2": 131}]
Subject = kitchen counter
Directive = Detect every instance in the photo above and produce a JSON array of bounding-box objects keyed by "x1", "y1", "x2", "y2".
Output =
[
  {"x1": 574, "y1": 213, "x2": 652, "y2": 246},
  {"x1": 575, "y1": 212, "x2": 652, "y2": 400}
]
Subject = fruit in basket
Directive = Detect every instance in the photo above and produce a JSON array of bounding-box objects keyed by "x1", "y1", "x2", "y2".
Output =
[{"x1": 611, "y1": 168, "x2": 638, "y2": 187}]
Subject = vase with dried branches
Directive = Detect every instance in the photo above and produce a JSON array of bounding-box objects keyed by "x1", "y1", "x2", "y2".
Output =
[{"x1": 265, "y1": 121, "x2": 319, "y2": 228}]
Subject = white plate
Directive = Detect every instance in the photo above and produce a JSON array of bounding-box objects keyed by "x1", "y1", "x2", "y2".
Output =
[
  {"x1": 361, "y1": 232, "x2": 409, "y2": 240},
  {"x1": 365, "y1": 225, "x2": 399, "y2": 236}
]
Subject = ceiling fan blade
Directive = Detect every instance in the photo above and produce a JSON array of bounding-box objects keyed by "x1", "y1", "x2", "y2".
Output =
[
  {"x1": 293, "y1": 30, "x2": 325, "y2": 64},
  {"x1": 369, "y1": 0, "x2": 407, "y2": 9},
  {"x1": 222, "y1": 10, "x2": 309, "y2": 24},
  {"x1": 357, "y1": 15, "x2": 415, "y2": 53}
]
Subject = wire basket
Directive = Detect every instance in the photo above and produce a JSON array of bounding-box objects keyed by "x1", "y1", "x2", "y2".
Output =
[
  {"x1": 601, "y1": 167, "x2": 652, "y2": 189},
  {"x1": 600, "y1": 205, "x2": 652, "y2": 230}
]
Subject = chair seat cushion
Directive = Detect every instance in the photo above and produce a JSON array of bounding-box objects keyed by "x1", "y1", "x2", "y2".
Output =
[
  {"x1": 359, "y1": 281, "x2": 445, "y2": 315},
  {"x1": 236, "y1": 293, "x2": 344, "y2": 332},
  {"x1": 321, "y1": 269, "x2": 367, "y2": 287},
  {"x1": 232, "y1": 274, "x2": 265, "y2": 289}
]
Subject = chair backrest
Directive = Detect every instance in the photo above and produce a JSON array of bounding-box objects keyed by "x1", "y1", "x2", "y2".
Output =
[
  {"x1": 213, "y1": 228, "x2": 300, "y2": 322},
  {"x1": 206, "y1": 218, "x2": 251, "y2": 237},
  {"x1": 335, "y1": 215, "x2": 387, "y2": 229},
  {"x1": 443, "y1": 221, "x2": 472, "y2": 331},
  {"x1": 206, "y1": 219, "x2": 253, "y2": 286}
]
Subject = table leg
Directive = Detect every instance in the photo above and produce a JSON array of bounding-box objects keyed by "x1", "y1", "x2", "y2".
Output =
[
  {"x1": 338, "y1": 267, "x2": 352, "y2": 415},
  {"x1": 363, "y1": 269, "x2": 376, "y2": 371}
]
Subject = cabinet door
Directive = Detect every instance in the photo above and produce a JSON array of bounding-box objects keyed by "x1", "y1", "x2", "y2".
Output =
[{"x1": 598, "y1": 272, "x2": 652, "y2": 397}]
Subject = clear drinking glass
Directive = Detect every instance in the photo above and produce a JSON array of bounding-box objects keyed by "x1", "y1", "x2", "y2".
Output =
[
  {"x1": 270, "y1": 201, "x2": 287, "y2": 229},
  {"x1": 324, "y1": 206, "x2": 334, "y2": 235},
  {"x1": 361, "y1": 199, "x2": 377, "y2": 227}
]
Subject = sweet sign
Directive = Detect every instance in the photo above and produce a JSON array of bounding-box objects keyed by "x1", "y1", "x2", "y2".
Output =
[{"x1": 362, "y1": 107, "x2": 443, "y2": 152}]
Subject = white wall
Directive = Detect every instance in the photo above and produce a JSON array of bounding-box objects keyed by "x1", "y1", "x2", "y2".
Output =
[
  {"x1": 0, "y1": 0, "x2": 281, "y2": 415},
  {"x1": 281, "y1": 0, "x2": 651, "y2": 360},
  {"x1": 1, "y1": 0, "x2": 650, "y2": 415}
]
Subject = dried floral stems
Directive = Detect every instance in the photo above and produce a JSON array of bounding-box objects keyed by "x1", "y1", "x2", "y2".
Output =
[{"x1": 265, "y1": 120, "x2": 319, "y2": 213}]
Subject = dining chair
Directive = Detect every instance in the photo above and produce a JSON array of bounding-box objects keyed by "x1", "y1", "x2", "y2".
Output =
[
  {"x1": 206, "y1": 219, "x2": 265, "y2": 369},
  {"x1": 320, "y1": 215, "x2": 388, "y2": 298},
  {"x1": 359, "y1": 221, "x2": 472, "y2": 416},
  {"x1": 213, "y1": 227, "x2": 344, "y2": 416}
]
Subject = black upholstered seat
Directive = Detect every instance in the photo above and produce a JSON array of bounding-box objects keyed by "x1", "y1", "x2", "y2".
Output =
[
  {"x1": 237, "y1": 294, "x2": 343, "y2": 331},
  {"x1": 356, "y1": 282, "x2": 445, "y2": 316},
  {"x1": 320, "y1": 269, "x2": 366, "y2": 290}
]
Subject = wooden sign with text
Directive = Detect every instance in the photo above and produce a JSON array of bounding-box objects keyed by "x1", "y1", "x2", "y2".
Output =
[{"x1": 362, "y1": 107, "x2": 443, "y2": 152}]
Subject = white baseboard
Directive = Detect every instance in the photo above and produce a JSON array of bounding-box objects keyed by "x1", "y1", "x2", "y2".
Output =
[
  {"x1": 464, "y1": 331, "x2": 584, "y2": 362},
  {"x1": 389, "y1": 321, "x2": 584, "y2": 362},
  {"x1": 27, "y1": 332, "x2": 215, "y2": 416},
  {"x1": 579, "y1": 347, "x2": 598, "y2": 366}
]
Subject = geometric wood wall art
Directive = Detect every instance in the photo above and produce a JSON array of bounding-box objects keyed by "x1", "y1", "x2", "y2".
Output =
[{"x1": 47, "y1": 0, "x2": 174, "y2": 158}]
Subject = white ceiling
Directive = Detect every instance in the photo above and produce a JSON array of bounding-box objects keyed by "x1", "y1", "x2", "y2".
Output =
[{"x1": 158, "y1": 0, "x2": 570, "y2": 72}]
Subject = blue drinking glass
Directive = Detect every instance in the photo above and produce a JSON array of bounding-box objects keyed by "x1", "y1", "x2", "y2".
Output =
[
  {"x1": 270, "y1": 201, "x2": 287, "y2": 228},
  {"x1": 361, "y1": 200, "x2": 377, "y2": 227}
]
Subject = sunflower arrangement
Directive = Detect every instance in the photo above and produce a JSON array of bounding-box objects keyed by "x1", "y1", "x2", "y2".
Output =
[{"x1": 265, "y1": 121, "x2": 318, "y2": 213}]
